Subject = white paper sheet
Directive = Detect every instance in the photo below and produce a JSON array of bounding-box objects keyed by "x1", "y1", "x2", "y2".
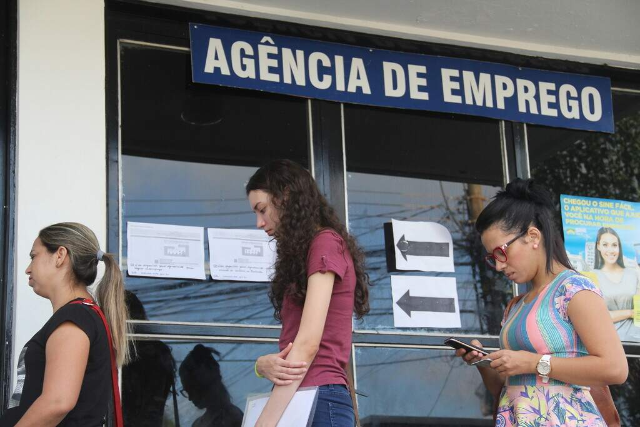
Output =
[
  {"x1": 391, "y1": 276, "x2": 461, "y2": 328},
  {"x1": 126, "y1": 222, "x2": 206, "y2": 280},
  {"x1": 242, "y1": 387, "x2": 319, "y2": 427},
  {"x1": 391, "y1": 219, "x2": 454, "y2": 272},
  {"x1": 207, "y1": 228, "x2": 276, "y2": 282}
]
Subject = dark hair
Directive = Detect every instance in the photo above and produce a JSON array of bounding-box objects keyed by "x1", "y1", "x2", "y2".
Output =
[
  {"x1": 594, "y1": 227, "x2": 625, "y2": 269},
  {"x1": 39, "y1": 222, "x2": 130, "y2": 365},
  {"x1": 179, "y1": 345, "x2": 231, "y2": 406},
  {"x1": 246, "y1": 159, "x2": 370, "y2": 320},
  {"x1": 475, "y1": 178, "x2": 572, "y2": 274},
  {"x1": 179, "y1": 344, "x2": 222, "y2": 383}
]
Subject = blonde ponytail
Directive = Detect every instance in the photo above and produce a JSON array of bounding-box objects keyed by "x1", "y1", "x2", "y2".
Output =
[{"x1": 96, "y1": 253, "x2": 130, "y2": 366}]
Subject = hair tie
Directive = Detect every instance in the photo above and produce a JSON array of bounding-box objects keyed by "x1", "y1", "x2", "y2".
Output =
[{"x1": 97, "y1": 250, "x2": 105, "y2": 261}]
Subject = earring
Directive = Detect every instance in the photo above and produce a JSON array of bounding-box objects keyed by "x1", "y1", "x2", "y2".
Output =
[{"x1": 533, "y1": 243, "x2": 539, "y2": 249}]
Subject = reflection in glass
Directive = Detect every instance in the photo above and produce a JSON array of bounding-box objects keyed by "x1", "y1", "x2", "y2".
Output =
[
  {"x1": 348, "y1": 173, "x2": 510, "y2": 334},
  {"x1": 123, "y1": 340, "x2": 277, "y2": 427},
  {"x1": 178, "y1": 345, "x2": 243, "y2": 427},
  {"x1": 355, "y1": 347, "x2": 493, "y2": 426},
  {"x1": 121, "y1": 158, "x2": 277, "y2": 325},
  {"x1": 122, "y1": 291, "x2": 177, "y2": 426},
  {"x1": 119, "y1": 44, "x2": 308, "y2": 325},
  {"x1": 530, "y1": 93, "x2": 640, "y2": 206}
]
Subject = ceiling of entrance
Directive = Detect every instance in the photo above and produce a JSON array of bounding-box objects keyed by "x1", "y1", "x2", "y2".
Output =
[{"x1": 149, "y1": 0, "x2": 640, "y2": 70}]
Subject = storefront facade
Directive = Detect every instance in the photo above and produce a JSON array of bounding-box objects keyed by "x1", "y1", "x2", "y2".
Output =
[{"x1": 3, "y1": 0, "x2": 640, "y2": 425}]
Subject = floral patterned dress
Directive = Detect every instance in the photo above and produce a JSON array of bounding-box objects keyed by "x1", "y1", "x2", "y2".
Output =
[{"x1": 496, "y1": 270, "x2": 605, "y2": 427}]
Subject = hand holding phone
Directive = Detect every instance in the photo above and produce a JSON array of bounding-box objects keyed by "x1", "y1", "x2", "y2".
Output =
[
  {"x1": 471, "y1": 358, "x2": 493, "y2": 368},
  {"x1": 443, "y1": 338, "x2": 489, "y2": 356}
]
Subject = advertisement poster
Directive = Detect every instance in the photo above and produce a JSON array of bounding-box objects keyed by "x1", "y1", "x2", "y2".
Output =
[{"x1": 561, "y1": 194, "x2": 640, "y2": 342}]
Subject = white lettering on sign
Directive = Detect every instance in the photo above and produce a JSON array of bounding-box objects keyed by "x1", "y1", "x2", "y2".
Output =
[
  {"x1": 539, "y1": 82, "x2": 558, "y2": 117},
  {"x1": 441, "y1": 68, "x2": 462, "y2": 103},
  {"x1": 197, "y1": 33, "x2": 608, "y2": 129},
  {"x1": 559, "y1": 84, "x2": 580, "y2": 119},
  {"x1": 309, "y1": 52, "x2": 332, "y2": 89},
  {"x1": 348, "y1": 58, "x2": 371, "y2": 94},
  {"x1": 582, "y1": 87, "x2": 603, "y2": 122},
  {"x1": 463, "y1": 71, "x2": 493, "y2": 107},
  {"x1": 495, "y1": 75, "x2": 515, "y2": 110},
  {"x1": 258, "y1": 43, "x2": 279, "y2": 82},
  {"x1": 383, "y1": 62, "x2": 406, "y2": 97},
  {"x1": 282, "y1": 48, "x2": 305, "y2": 85},
  {"x1": 231, "y1": 41, "x2": 255, "y2": 79},
  {"x1": 335, "y1": 55, "x2": 346, "y2": 91},
  {"x1": 204, "y1": 38, "x2": 230, "y2": 75},
  {"x1": 408, "y1": 65, "x2": 428, "y2": 100},
  {"x1": 516, "y1": 79, "x2": 539, "y2": 114}
]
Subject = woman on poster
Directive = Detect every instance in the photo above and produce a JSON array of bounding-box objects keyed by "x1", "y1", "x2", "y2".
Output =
[{"x1": 594, "y1": 227, "x2": 640, "y2": 342}]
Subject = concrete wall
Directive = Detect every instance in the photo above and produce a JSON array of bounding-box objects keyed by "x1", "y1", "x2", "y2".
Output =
[{"x1": 13, "y1": 0, "x2": 106, "y2": 386}]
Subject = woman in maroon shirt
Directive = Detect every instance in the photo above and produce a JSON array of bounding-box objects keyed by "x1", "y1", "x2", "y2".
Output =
[{"x1": 247, "y1": 160, "x2": 370, "y2": 427}]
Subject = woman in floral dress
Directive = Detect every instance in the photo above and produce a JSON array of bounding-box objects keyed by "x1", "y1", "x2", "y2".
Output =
[{"x1": 456, "y1": 179, "x2": 628, "y2": 427}]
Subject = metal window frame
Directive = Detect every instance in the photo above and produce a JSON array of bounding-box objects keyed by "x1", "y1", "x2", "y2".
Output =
[{"x1": 0, "y1": 0, "x2": 17, "y2": 412}]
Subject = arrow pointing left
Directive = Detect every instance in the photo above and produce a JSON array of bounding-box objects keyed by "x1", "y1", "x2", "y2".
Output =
[{"x1": 395, "y1": 289, "x2": 456, "y2": 317}]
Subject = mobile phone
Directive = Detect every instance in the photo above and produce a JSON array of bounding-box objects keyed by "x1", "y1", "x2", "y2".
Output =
[
  {"x1": 443, "y1": 337, "x2": 489, "y2": 356},
  {"x1": 471, "y1": 358, "x2": 493, "y2": 367}
]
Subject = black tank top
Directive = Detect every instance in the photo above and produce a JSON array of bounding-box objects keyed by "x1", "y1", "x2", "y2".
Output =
[{"x1": 1, "y1": 299, "x2": 111, "y2": 426}]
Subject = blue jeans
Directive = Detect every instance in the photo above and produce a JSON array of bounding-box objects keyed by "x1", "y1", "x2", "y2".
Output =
[{"x1": 311, "y1": 384, "x2": 355, "y2": 427}]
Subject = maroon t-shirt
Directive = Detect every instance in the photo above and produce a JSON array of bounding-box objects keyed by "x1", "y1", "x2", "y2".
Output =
[{"x1": 279, "y1": 229, "x2": 356, "y2": 387}]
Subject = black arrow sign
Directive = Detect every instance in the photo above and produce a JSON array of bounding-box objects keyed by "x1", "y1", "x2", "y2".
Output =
[
  {"x1": 396, "y1": 234, "x2": 449, "y2": 261},
  {"x1": 396, "y1": 290, "x2": 456, "y2": 317}
]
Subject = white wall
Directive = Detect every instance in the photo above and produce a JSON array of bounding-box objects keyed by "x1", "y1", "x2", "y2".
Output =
[
  {"x1": 13, "y1": 0, "x2": 106, "y2": 386},
  {"x1": 148, "y1": 0, "x2": 640, "y2": 70}
]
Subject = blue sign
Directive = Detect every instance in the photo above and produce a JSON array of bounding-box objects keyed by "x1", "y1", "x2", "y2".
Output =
[{"x1": 190, "y1": 23, "x2": 614, "y2": 133}]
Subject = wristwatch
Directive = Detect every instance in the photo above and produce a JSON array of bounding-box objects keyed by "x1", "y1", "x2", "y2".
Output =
[{"x1": 536, "y1": 354, "x2": 552, "y2": 383}]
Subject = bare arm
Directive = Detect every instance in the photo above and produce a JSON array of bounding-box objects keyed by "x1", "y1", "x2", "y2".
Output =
[
  {"x1": 16, "y1": 322, "x2": 90, "y2": 427},
  {"x1": 255, "y1": 271, "x2": 335, "y2": 427},
  {"x1": 487, "y1": 291, "x2": 628, "y2": 386},
  {"x1": 551, "y1": 290, "x2": 628, "y2": 385},
  {"x1": 609, "y1": 309, "x2": 633, "y2": 323}
]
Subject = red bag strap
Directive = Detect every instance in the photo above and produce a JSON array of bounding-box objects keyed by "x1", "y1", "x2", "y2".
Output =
[{"x1": 70, "y1": 298, "x2": 123, "y2": 427}]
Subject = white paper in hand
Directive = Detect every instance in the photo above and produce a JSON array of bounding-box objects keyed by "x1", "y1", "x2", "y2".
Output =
[{"x1": 242, "y1": 387, "x2": 319, "y2": 427}]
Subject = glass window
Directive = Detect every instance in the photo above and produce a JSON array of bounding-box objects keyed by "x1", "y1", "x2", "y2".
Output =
[
  {"x1": 529, "y1": 92, "x2": 640, "y2": 345},
  {"x1": 122, "y1": 339, "x2": 277, "y2": 426},
  {"x1": 119, "y1": 43, "x2": 309, "y2": 325},
  {"x1": 345, "y1": 105, "x2": 508, "y2": 335},
  {"x1": 530, "y1": 92, "x2": 640, "y2": 205},
  {"x1": 355, "y1": 347, "x2": 494, "y2": 426}
]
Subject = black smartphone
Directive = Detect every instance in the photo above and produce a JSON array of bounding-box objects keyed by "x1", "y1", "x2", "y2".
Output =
[{"x1": 443, "y1": 337, "x2": 489, "y2": 356}]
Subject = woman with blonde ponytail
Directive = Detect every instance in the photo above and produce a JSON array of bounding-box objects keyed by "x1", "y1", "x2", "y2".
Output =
[{"x1": 0, "y1": 222, "x2": 129, "y2": 427}]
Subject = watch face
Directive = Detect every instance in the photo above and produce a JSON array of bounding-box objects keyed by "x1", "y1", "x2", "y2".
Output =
[{"x1": 537, "y1": 361, "x2": 551, "y2": 375}]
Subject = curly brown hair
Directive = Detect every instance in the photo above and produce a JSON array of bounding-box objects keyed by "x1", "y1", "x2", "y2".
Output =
[{"x1": 246, "y1": 159, "x2": 370, "y2": 321}]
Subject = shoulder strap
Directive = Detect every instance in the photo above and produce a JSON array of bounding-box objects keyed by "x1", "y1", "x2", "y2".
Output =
[{"x1": 70, "y1": 299, "x2": 123, "y2": 427}]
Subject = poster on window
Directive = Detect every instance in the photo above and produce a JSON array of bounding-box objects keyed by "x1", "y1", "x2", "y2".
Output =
[
  {"x1": 207, "y1": 228, "x2": 276, "y2": 282},
  {"x1": 127, "y1": 222, "x2": 207, "y2": 280},
  {"x1": 560, "y1": 194, "x2": 640, "y2": 342}
]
